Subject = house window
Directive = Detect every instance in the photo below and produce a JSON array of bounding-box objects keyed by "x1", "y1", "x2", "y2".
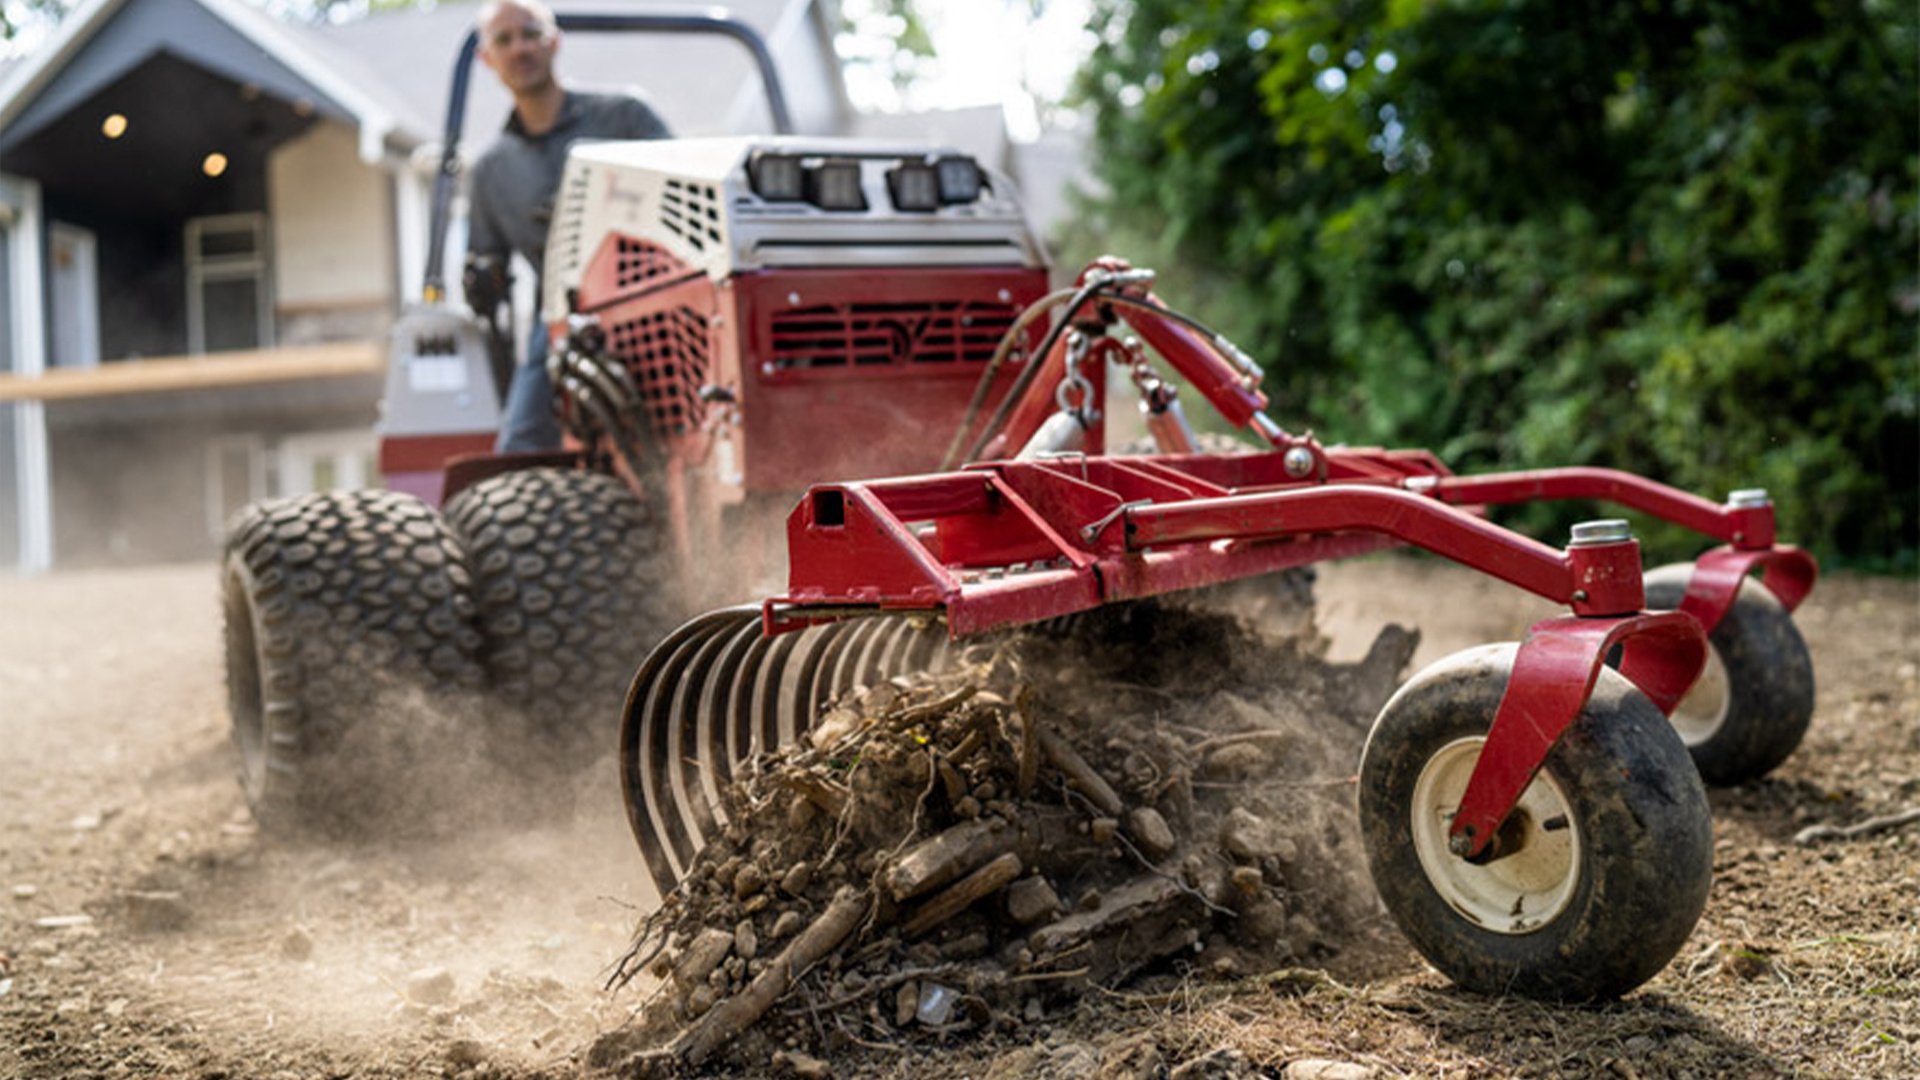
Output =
[
  {"x1": 206, "y1": 435, "x2": 269, "y2": 540},
  {"x1": 186, "y1": 213, "x2": 273, "y2": 354},
  {"x1": 276, "y1": 431, "x2": 377, "y2": 497}
]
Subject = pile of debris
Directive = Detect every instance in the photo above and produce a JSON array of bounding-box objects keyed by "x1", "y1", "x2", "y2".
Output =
[{"x1": 599, "y1": 594, "x2": 1418, "y2": 1076}]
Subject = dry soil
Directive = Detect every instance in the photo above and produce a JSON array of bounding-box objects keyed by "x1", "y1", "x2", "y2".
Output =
[{"x1": 0, "y1": 556, "x2": 1914, "y2": 1079}]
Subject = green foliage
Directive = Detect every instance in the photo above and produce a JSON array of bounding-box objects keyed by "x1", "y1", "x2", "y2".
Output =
[{"x1": 1065, "y1": 0, "x2": 1918, "y2": 564}]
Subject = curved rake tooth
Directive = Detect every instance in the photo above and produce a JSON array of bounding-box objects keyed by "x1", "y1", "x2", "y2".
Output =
[
  {"x1": 622, "y1": 609, "x2": 959, "y2": 899},
  {"x1": 694, "y1": 617, "x2": 769, "y2": 825},
  {"x1": 620, "y1": 605, "x2": 757, "y2": 898}
]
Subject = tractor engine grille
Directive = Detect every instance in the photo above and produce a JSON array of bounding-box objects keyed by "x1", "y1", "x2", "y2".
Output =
[
  {"x1": 769, "y1": 301, "x2": 1018, "y2": 371},
  {"x1": 606, "y1": 305, "x2": 709, "y2": 436},
  {"x1": 615, "y1": 237, "x2": 687, "y2": 291}
]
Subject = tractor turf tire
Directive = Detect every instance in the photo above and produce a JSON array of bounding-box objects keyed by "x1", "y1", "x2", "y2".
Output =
[
  {"x1": 1642, "y1": 563, "x2": 1816, "y2": 786},
  {"x1": 222, "y1": 490, "x2": 484, "y2": 836},
  {"x1": 445, "y1": 467, "x2": 675, "y2": 770},
  {"x1": 1358, "y1": 643, "x2": 1713, "y2": 1002}
]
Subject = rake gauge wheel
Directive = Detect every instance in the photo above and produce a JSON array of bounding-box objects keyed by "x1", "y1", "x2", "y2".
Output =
[
  {"x1": 1358, "y1": 644, "x2": 1712, "y2": 1001},
  {"x1": 446, "y1": 467, "x2": 675, "y2": 769},
  {"x1": 1642, "y1": 562, "x2": 1815, "y2": 785},
  {"x1": 222, "y1": 490, "x2": 483, "y2": 834}
]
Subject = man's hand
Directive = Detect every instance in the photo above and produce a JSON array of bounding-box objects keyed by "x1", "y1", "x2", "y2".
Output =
[{"x1": 463, "y1": 255, "x2": 512, "y2": 318}]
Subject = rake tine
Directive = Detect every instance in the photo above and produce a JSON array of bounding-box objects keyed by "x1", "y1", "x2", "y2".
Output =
[
  {"x1": 621, "y1": 606, "x2": 755, "y2": 896},
  {"x1": 663, "y1": 610, "x2": 758, "y2": 876}
]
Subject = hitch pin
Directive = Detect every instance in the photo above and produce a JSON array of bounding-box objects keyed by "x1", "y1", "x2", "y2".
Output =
[{"x1": 1081, "y1": 499, "x2": 1152, "y2": 544}]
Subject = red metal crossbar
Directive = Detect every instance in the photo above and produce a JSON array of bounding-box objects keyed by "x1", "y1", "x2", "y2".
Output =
[{"x1": 764, "y1": 449, "x2": 1819, "y2": 863}]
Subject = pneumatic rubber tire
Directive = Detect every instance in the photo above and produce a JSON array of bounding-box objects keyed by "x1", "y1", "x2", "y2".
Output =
[
  {"x1": 1358, "y1": 643, "x2": 1712, "y2": 1001},
  {"x1": 222, "y1": 490, "x2": 484, "y2": 835},
  {"x1": 1642, "y1": 563, "x2": 1815, "y2": 786},
  {"x1": 445, "y1": 467, "x2": 675, "y2": 769}
]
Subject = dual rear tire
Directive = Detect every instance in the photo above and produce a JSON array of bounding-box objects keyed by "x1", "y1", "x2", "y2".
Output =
[
  {"x1": 222, "y1": 470, "x2": 669, "y2": 835},
  {"x1": 222, "y1": 490, "x2": 483, "y2": 834}
]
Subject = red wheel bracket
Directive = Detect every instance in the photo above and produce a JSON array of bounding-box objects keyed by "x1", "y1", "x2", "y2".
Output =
[
  {"x1": 1680, "y1": 545, "x2": 1818, "y2": 636},
  {"x1": 1448, "y1": 611, "x2": 1708, "y2": 860}
]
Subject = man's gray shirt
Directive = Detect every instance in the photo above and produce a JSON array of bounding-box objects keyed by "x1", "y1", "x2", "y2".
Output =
[{"x1": 467, "y1": 89, "x2": 671, "y2": 283}]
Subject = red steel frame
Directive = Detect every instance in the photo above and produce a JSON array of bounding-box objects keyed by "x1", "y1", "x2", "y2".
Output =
[{"x1": 757, "y1": 264, "x2": 1819, "y2": 862}]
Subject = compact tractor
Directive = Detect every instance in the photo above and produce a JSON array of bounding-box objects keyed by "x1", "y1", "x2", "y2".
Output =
[{"x1": 221, "y1": 11, "x2": 1817, "y2": 1004}]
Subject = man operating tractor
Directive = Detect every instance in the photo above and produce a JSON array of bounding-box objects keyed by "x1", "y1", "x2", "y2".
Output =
[{"x1": 466, "y1": 0, "x2": 672, "y2": 451}]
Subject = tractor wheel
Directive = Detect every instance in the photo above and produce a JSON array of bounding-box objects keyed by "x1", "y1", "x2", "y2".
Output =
[
  {"x1": 445, "y1": 467, "x2": 675, "y2": 769},
  {"x1": 222, "y1": 490, "x2": 483, "y2": 835},
  {"x1": 1357, "y1": 643, "x2": 1712, "y2": 1001},
  {"x1": 1642, "y1": 563, "x2": 1815, "y2": 785}
]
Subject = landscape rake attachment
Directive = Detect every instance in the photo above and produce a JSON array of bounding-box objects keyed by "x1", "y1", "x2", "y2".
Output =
[{"x1": 620, "y1": 258, "x2": 1819, "y2": 1001}]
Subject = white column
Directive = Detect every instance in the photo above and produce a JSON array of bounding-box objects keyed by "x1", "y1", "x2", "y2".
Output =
[
  {"x1": 2, "y1": 174, "x2": 51, "y2": 573},
  {"x1": 391, "y1": 158, "x2": 429, "y2": 307}
]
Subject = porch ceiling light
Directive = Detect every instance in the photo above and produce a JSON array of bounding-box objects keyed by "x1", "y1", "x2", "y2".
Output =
[
  {"x1": 203, "y1": 153, "x2": 229, "y2": 178},
  {"x1": 101, "y1": 114, "x2": 128, "y2": 139}
]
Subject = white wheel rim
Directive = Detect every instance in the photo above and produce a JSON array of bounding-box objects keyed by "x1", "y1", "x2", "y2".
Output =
[
  {"x1": 1410, "y1": 737, "x2": 1581, "y2": 935},
  {"x1": 1668, "y1": 646, "x2": 1731, "y2": 747}
]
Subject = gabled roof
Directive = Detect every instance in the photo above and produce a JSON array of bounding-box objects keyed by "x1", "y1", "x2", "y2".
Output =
[
  {"x1": 0, "y1": 0, "x2": 403, "y2": 161},
  {"x1": 0, "y1": 0, "x2": 838, "y2": 168}
]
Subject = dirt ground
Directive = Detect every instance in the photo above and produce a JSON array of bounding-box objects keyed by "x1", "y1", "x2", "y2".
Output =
[{"x1": 1, "y1": 555, "x2": 1914, "y2": 1079}]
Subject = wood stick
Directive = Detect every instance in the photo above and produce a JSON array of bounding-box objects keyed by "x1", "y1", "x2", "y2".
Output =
[
  {"x1": 1793, "y1": 806, "x2": 1920, "y2": 846},
  {"x1": 1038, "y1": 728, "x2": 1123, "y2": 816},
  {"x1": 1014, "y1": 688, "x2": 1040, "y2": 797},
  {"x1": 900, "y1": 853, "x2": 1023, "y2": 938},
  {"x1": 776, "y1": 773, "x2": 850, "y2": 818},
  {"x1": 672, "y1": 886, "x2": 870, "y2": 1068},
  {"x1": 882, "y1": 819, "x2": 1009, "y2": 901},
  {"x1": 887, "y1": 685, "x2": 977, "y2": 730}
]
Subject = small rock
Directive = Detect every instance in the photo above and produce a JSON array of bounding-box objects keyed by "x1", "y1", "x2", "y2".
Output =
[
  {"x1": 1240, "y1": 898, "x2": 1289, "y2": 941},
  {"x1": 1282, "y1": 1061, "x2": 1375, "y2": 1080},
  {"x1": 11, "y1": 885, "x2": 37, "y2": 900},
  {"x1": 1623, "y1": 1035, "x2": 1657, "y2": 1056},
  {"x1": 675, "y1": 927, "x2": 735, "y2": 988},
  {"x1": 769, "y1": 910, "x2": 803, "y2": 940},
  {"x1": 1205, "y1": 742, "x2": 1270, "y2": 777},
  {"x1": 1078, "y1": 887, "x2": 1102, "y2": 912},
  {"x1": 780, "y1": 862, "x2": 814, "y2": 897},
  {"x1": 1006, "y1": 876, "x2": 1062, "y2": 925},
  {"x1": 940, "y1": 931, "x2": 991, "y2": 959},
  {"x1": 916, "y1": 982, "x2": 957, "y2": 1025},
  {"x1": 956, "y1": 796, "x2": 982, "y2": 820},
  {"x1": 406, "y1": 966, "x2": 455, "y2": 1005},
  {"x1": 735, "y1": 919, "x2": 760, "y2": 961},
  {"x1": 1090, "y1": 817, "x2": 1119, "y2": 844},
  {"x1": 734, "y1": 863, "x2": 767, "y2": 899},
  {"x1": 70, "y1": 813, "x2": 103, "y2": 832},
  {"x1": 122, "y1": 890, "x2": 190, "y2": 932},
  {"x1": 1171, "y1": 1050, "x2": 1258, "y2": 1080},
  {"x1": 1229, "y1": 866, "x2": 1264, "y2": 896},
  {"x1": 895, "y1": 981, "x2": 919, "y2": 1027},
  {"x1": 1220, "y1": 808, "x2": 1298, "y2": 863},
  {"x1": 446, "y1": 1040, "x2": 486, "y2": 1068},
  {"x1": 688, "y1": 983, "x2": 721, "y2": 1018},
  {"x1": 773, "y1": 1049, "x2": 832, "y2": 1079},
  {"x1": 280, "y1": 926, "x2": 314, "y2": 961},
  {"x1": 1127, "y1": 808, "x2": 1176, "y2": 860}
]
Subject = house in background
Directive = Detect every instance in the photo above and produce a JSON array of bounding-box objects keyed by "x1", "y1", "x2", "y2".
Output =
[{"x1": 0, "y1": 0, "x2": 1043, "y2": 572}]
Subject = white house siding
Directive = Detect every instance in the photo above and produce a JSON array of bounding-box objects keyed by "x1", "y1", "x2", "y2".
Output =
[
  {"x1": 267, "y1": 119, "x2": 395, "y2": 345},
  {"x1": 0, "y1": 221, "x2": 17, "y2": 568}
]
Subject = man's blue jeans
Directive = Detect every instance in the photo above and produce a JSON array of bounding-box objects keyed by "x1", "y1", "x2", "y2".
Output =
[{"x1": 496, "y1": 323, "x2": 563, "y2": 453}]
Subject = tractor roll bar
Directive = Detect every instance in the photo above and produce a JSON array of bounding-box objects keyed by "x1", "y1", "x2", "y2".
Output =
[{"x1": 421, "y1": 10, "x2": 795, "y2": 300}]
